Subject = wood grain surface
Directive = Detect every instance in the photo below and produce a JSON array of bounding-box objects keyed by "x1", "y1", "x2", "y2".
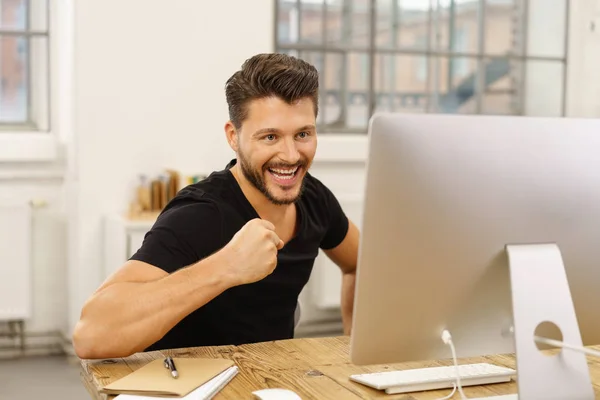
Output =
[{"x1": 80, "y1": 336, "x2": 600, "y2": 399}]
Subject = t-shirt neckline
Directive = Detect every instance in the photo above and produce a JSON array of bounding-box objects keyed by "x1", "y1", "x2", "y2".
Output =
[{"x1": 224, "y1": 160, "x2": 304, "y2": 247}]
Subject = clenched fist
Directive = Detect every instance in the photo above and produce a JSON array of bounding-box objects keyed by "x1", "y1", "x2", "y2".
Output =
[{"x1": 221, "y1": 218, "x2": 284, "y2": 286}]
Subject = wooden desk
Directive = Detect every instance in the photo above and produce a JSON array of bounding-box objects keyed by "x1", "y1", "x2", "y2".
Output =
[{"x1": 80, "y1": 336, "x2": 600, "y2": 399}]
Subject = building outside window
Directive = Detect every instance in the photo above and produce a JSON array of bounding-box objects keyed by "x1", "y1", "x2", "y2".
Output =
[
  {"x1": 0, "y1": 0, "x2": 50, "y2": 130},
  {"x1": 275, "y1": 0, "x2": 569, "y2": 133}
]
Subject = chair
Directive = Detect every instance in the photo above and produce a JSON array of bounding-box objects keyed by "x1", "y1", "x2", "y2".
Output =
[{"x1": 294, "y1": 301, "x2": 302, "y2": 328}]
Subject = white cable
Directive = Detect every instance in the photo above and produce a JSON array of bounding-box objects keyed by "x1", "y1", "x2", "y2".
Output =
[
  {"x1": 441, "y1": 329, "x2": 468, "y2": 400},
  {"x1": 434, "y1": 331, "x2": 600, "y2": 400},
  {"x1": 435, "y1": 382, "x2": 457, "y2": 400},
  {"x1": 534, "y1": 336, "x2": 600, "y2": 358}
]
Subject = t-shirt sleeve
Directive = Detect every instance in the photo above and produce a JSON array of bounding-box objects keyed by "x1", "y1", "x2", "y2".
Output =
[
  {"x1": 319, "y1": 183, "x2": 349, "y2": 250},
  {"x1": 129, "y1": 201, "x2": 223, "y2": 274}
]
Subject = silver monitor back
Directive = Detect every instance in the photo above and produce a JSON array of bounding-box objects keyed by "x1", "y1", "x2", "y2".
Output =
[{"x1": 349, "y1": 113, "x2": 600, "y2": 366}]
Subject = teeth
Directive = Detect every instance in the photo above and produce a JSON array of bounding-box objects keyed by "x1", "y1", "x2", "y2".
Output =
[
  {"x1": 269, "y1": 166, "x2": 298, "y2": 181},
  {"x1": 270, "y1": 167, "x2": 298, "y2": 175},
  {"x1": 272, "y1": 172, "x2": 294, "y2": 180}
]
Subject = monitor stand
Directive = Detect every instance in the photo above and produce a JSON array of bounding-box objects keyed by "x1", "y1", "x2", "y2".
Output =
[{"x1": 506, "y1": 243, "x2": 594, "y2": 400}]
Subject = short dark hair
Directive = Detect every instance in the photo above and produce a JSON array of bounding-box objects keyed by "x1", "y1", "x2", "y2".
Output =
[{"x1": 225, "y1": 53, "x2": 319, "y2": 129}]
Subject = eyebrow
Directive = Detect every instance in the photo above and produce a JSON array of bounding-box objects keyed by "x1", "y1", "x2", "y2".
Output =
[{"x1": 252, "y1": 125, "x2": 316, "y2": 138}]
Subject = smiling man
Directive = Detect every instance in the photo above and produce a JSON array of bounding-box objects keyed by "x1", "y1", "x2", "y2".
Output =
[{"x1": 72, "y1": 53, "x2": 360, "y2": 359}]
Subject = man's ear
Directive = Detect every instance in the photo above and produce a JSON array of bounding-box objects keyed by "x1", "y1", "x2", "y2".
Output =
[{"x1": 224, "y1": 121, "x2": 239, "y2": 152}]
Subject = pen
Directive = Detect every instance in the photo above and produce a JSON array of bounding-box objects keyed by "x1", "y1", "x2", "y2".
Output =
[{"x1": 163, "y1": 356, "x2": 179, "y2": 379}]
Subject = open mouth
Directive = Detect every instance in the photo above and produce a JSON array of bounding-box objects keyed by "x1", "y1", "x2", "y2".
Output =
[{"x1": 267, "y1": 166, "x2": 299, "y2": 181}]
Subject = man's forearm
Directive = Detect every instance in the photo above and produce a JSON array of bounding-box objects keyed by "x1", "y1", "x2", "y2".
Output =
[
  {"x1": 73, "y1": 252, "x2": 232, "y2": 359},
  {"x1": 341, "y1": 271, "x2": 356, "y2": 335}
]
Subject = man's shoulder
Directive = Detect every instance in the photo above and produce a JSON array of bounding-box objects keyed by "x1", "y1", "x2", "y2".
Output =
[
  {"x1": 153, "y1": 197, "x2": 221, "y2": 233},
  {"x1": 156, "y1": 169, "x2": 233, "y2": 224},
  {"x1": 179, "y1": 168, "x2": 234, "y2": 200},
  {"x1": 301, "y1": 172, "x2": 336, "y2": 204}
]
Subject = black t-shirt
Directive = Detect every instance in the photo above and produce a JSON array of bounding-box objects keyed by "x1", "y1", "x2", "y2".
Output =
[{"x1": 130, "y1": 159, "x2": 349, "y2": 351}]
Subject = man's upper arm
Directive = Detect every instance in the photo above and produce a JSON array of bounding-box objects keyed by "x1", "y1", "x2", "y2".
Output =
[
  {"x1": 99, "y1": 201, "x2": 223, "y2": 291},
  {"x1": 129, "y1": 201, "x2": 223, "y2": 274},
  {"x1": 317, "y1": 182, "x2": 359, "y2": 274},
  {"x1": 319, "y1": 183, "x2": 349, "y2": 251},
  {"x1": 324, "y1": 219, "x2": 359, "y2": 274}
]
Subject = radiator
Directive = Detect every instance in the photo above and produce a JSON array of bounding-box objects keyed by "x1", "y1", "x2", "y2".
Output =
[{"x1": 0, "y1": 202, "x2": 32, "y2": 321}]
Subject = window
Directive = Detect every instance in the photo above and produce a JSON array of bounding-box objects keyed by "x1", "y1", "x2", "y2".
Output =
[
  {"x1": 451, "y1": 26, "x2": 469, "y2": 78},
  {"x1": 275, "y1": 0, "x2": 569, "y2": 132},
  {"x1": 0, "y1": 0, "x2": 50, "y2": 131},
  {"x1": 415, "y1": 34, "x2": 427, "y2": 82}
]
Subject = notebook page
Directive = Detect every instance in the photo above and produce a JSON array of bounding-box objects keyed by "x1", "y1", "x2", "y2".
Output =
[
  {"x1": 191, "y1": 366, "x2": 239, "y2": 400},
  {"x1": 114, "y1": 366, "x2": 239, "y2": 400}
]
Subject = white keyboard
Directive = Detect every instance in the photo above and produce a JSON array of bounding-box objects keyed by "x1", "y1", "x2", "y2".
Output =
[{"x1": 350, "y1": 363, "x2": 516, "y2": 394}]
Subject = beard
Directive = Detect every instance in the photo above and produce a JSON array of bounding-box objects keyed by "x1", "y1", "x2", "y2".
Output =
[{"x1": 238, "y1": 149, "x2": 308, "y2": 206}]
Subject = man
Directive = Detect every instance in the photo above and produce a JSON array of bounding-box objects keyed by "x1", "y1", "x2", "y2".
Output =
[{"x1": 73, "y1": 53, "x2": 360, "y2": 359}]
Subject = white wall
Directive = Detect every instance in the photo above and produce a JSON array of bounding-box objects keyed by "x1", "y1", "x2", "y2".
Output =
[{"x1": 67, "y1": 0, "x2": 275, "y2": 335}]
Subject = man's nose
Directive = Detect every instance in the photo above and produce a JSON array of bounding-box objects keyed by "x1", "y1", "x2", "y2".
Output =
[{"x1": 279, "y1": 137, "x2": 300, "y2": 164}]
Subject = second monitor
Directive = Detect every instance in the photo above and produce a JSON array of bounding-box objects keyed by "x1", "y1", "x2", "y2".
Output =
[{"x1": 350, "y1": 113, "x2": 600, "y2": 368}]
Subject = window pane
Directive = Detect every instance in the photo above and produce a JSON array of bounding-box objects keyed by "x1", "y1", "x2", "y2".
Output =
[
  {"x1": 29, "y1": 35, "x2": 48, "y2": 130},
  {"x1": 376, "y1": 1, "x2": 483, "y2": 53},
  {"x1": 326, "y1": 0, "x2": 371, "y2": 47},
  {"x1": 441, "y1": 0, "x2": 480, "y2": 54},
  {"x1": 346, "y1": 52, "x2": 369, "y2": 129},
  {"x1": 277, "y1": 0, "x2": 324, "y2": 45},
  {"x1": 375, "y1": 0, "x2": 393, "y2": 48},
  {"x1": 321, "y1": 52, "x2": 343, "y2": 131},
  {"x1": 315, "y1": 51, "x2": 371, "y2": 132},
  {"x1": 299, "y1": 50, "x2": 370, "y2": 132},
  {"x1": 523, "y1": 60, "x2": 564, "y2": 117},
  {"x1": 299, "y1": 0, "x2": 323, "y2": 44},
  {"x1": 398, "y1": 8, "x2": 429, "y2": 50},
  {"x1": 297, "y1": 51, "x2": 325, "y2": 125},
  {"x1": 485, "y1": 0, "x2": 517, "y2": 56},
  {"x1": 375, "y1": 54, "x2": 428, "y2": 114},
  {"x1": 0, "y1": 0, "x2": 47, "y2": 33},
  {"x1": 432, "y1": 56, "x2": 520, "y2": 115},
  {"x1": 431, "y1": 56, "x2": 480, "y2": 114},
  {"x1": 277, "y1": 1, "x2": 294, "y2": 44},
  {"x1": 376, "y1": 0, "x2": 423, "y2": 49},
  {"x1": 278, "y1": 48, "x2": 299, "y2": 59},
  {"x1": 526, "y1": 0, "x2": 567, "y2": 58},
  {"x1": 0, "y1": 35, "x2": 28, "y2": 123},
  {"x1": 0, "y1": 0, "x2": 26, "y2": 30},
  {"x1": 483, "y1": 93, "x2": 515, "y2": 115},
  {"x1": 483, "y1": 59, "x2": 518, "y2": 115},
  {"x1": 29, "y1": 0, "x2": 49, "y2": 32}
]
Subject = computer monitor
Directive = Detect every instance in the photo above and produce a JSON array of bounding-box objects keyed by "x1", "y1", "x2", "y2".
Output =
[{"x1": 349, "y1": 113, "x2": 600, "y2": 367}]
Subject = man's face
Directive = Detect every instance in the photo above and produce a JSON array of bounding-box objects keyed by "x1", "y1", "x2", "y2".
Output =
[{"x1": 234, "y1": 96, "x2": 317, "y2": 205}]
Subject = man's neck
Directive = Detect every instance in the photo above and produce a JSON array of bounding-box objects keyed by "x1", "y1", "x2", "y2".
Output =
[{"x1": 230, "y1": 164, "x2": 292, "y2": 224}]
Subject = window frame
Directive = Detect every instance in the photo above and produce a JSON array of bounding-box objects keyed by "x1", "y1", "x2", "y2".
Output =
[
  {"x1": 274, "y1": 0, "x2": 570, "y2": 137},
  {"x1": 0, "y1": 0, "x2": 60, "y2": 163}
]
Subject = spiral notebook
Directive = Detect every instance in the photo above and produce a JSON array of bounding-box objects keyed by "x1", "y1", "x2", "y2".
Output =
[{"x1": 100, "y1": 357, "x2": 236, "y2": 398}]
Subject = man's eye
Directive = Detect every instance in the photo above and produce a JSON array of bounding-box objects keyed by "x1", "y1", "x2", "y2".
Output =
[
  {"x1": 265, "y1": 135, "x2": 276, "y2": 141},
  {"x1": 297, "y1": 131, "x2": 308, "y2": 139}
]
